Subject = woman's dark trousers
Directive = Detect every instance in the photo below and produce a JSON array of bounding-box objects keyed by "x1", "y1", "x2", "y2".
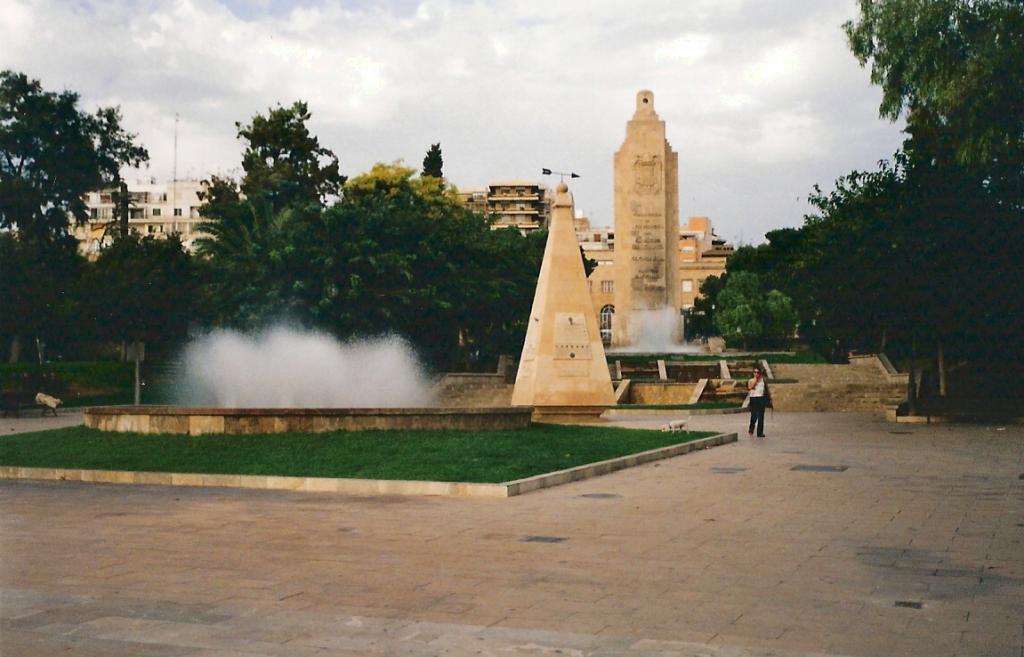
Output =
[{"x1": 748, "y1": 397, "x2": 767, "y2": 436}]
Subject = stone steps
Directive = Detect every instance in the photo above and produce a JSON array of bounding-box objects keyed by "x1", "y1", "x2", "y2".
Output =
[{"x1": 769, "y1": 358, "x2": 905, "y2": 412}]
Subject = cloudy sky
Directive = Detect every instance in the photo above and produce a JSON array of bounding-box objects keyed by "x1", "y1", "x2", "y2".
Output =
[{"x1": 1, "y1": 0, "x2": 906, "y2": 244}]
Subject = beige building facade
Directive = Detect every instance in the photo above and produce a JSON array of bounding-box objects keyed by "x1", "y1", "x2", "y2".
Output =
[
  {"x1": 579, "y1": 216, "x2": 731, "y2": 346},
  {"x1": 73, "y1": 180, "x2": 208, "y2": 257}
]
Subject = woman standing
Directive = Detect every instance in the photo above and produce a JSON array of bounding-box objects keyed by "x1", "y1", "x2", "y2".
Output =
[{"x1": 747, "y1": 366, "x2": 771, "y2": 437}]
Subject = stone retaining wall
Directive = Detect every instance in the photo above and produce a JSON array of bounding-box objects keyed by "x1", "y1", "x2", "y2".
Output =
[
  {"x1": 629, "y1": 382, "x2": 698, "y2": 405},
  {"x1": 84, "y1": 406, "x2": 532, "y2": 435},
  {"x1": 435, "y1": 374, "x2": 514, "y2": 408}
]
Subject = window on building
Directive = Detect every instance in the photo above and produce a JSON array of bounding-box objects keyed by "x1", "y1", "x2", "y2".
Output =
[
  {"x1": 89, "y1": 208, "x2": 98, "y2": 219},
  {"x1": 601, "y1": 280, "x2": 614, "y2": 294},
  {"x1": 147, "y1": 225, "x2": 155, "y2": 234},
  {"x1": 600, "y1": 304, "x2": 615, "y2": 346},
  {"x1": 129, "y1": 208, "x2": 144, "y2": 219},
  {"x1": 173, "y1": 208, "x2": 183, "y2": 217},
  {"x1": 152, "y1": 208, "x2": 161, "y2": 217},
  {"x1": 682, "y1": 280, "x2": 693, "y2": 293}
]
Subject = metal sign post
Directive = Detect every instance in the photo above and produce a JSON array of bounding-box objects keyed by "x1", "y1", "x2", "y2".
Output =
[{"x1": 127, "y1": 341, "x2": 145, "y2": 405}]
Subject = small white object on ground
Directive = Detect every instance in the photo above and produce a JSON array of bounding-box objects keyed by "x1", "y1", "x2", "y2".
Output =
[
  {"x1": 35, "y1": 393, "x2": 62, "y2": 410},
  {"x1": 661, "y1": 419, "x2": 688, "y2": 432}
]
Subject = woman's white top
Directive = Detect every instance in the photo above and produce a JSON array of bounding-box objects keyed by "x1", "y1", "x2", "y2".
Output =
[{"x1": 749, "y1": 377, "x2": 766, "y2": 397}]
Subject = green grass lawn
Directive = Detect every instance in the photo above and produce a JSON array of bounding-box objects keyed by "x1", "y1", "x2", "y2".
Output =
[{"x1": 0, "y1": 424, "x2": 715, "y2": 484}]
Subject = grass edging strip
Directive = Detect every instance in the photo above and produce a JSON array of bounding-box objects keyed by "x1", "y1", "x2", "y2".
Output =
[
  {"x1": 503, "y1": 432, "x2": 737, "y2": 495},
  {"x1": 0, "y1": 432, "x2": 737, "y2": 498}
]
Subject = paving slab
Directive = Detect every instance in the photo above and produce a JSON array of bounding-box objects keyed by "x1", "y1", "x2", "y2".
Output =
[
  {"x1": 2, "y1": 412, "x2": 1023, "y2": 656},
  {"x1": 1, "y1": 408, "x2": 83, "y2": 435}
]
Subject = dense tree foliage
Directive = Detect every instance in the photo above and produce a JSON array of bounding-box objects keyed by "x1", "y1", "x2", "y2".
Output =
[
  {"x1": 689, "y1": 274, "x2": 725, "y2": 338},
  {"x1": 720, "y1": 0, "x2": 1024, "y2": 378},
  {"x1": 845, "y1": 0, "x2": 1024, "y2": 185},
  {"x1": 236, "y1": 101, "x2": 345, "y2": 209},
  {"x1": 199, "y1": 129, "x2": 545, "y2": 368},
  {"x1": 712, "y1": 272, "x2": 797, "y2": 349},
  {"x1": 0, "y1": 233, "x2": 84, "y2": 362},
  {"x1": 0, "y1": 70, "x2": 148, "y2": 241},
  {"x1": 421, "y1": 143, "x2": 443, "y2": 178},
  {"x1": 83, "y1": 234, "x2": 197, "y2": 347}
]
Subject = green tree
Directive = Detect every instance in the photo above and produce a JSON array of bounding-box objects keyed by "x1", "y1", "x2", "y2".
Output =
[
  {"x1": 84, "y1": 234, "x2": 197, "y2": 348},
  {"x1": 689, "y1": 273, "x2": 726, "y2": 338},
  {"x1": 320, "y1": 163, "x2": 540, "y2": 368},
  {"x1": 0, "y1": 233, "x2": 84, "y2": 362},
  {"x1": 196, "y1": 199, "x2": 321, "y2": 327},
  {"x1": 845, "y1": 0, "x2": 1024, "y2": 177},
  {"x1": 715, "y1": 302, "x2": 761, "y2": 351},
  {"x1": 763, "y1": 290, "x2": 799, "y2": 342},
  {"x1": 842, "y1": 0, "x2": 1024, "y2": 379},
  {"x1": 236, "y1": 101, "x2": 346, "y2": 209},
  {"x1": 198, "y1": 162, "x2": 544, "y2": 370},
  {"x1": 421, "y1": 142, "x2": 443, "y2": 178},
  {"x1": 0, "y1": 70, "x2": 148, "y2": 241},
  {"x1": 713, "y1": 272, "x2": 797, "y2": 349}
]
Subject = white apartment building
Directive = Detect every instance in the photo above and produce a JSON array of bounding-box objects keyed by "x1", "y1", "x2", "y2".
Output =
[{"x1": 73, "y1": 180, "x2": 208, "y2": 257}]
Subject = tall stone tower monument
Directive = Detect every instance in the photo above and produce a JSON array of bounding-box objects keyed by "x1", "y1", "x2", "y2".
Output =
[
  {"x1": 612, "y1": 90, "x2": 680, "y2": 347},
  {"x1": 512, "y1": 182, "x2": 614, "y2": 420}
]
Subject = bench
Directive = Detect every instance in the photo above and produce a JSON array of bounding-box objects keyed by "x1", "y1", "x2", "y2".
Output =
[{"x1": 1, "y1": 391, "x2": 59, "y2": 417}]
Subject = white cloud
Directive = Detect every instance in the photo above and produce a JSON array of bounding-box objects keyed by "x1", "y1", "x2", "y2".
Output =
[
  {"x1": 654, "y1": 34, "x2": 715, "y2": 64},
  {"x1": 0, "y1": 0, "x2": 34, "y2": 59},
  {"x1": 0, "y1": 0, "x2": 905, "y2": 243}
]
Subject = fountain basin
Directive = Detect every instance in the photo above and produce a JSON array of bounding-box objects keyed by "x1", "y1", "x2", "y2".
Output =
[{"x1": 85, "y1": 406, "x2": 532, "y2": 435}]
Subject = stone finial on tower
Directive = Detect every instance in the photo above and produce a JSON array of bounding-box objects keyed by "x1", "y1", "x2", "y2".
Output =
[{"x1": 634, "y1": 89, "x2": 658, "y2": 118}]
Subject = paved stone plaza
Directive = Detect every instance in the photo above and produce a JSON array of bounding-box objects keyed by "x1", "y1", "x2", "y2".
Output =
[{"x1": 1, "y1": 412, "x2": 1022, "y2": 656}]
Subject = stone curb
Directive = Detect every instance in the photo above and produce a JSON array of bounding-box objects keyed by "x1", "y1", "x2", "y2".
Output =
[
  {"x1": 503, "y1": 432, "x2": 737, "y2": 495},
  {"x1": 0, "y1": 432, "x2": 736, "y2": 498}
]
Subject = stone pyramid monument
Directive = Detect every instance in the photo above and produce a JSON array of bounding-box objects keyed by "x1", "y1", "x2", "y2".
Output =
[{"x1": 512, "y1": 182, "x2": 615, "y2": 419}]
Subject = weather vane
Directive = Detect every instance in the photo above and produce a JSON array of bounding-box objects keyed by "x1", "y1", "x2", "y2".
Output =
[{"x1": 541, "y1": 168, "x2": 581, "y2": 183}]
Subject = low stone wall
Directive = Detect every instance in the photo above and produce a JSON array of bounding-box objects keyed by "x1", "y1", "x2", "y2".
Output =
[
  {"x1": 84, "y1": 406, "x2": 532, "y2": 435},
  {"x1": 435, "y1": 373, "x2": 514, "y2": 408},
  {"x1": 629, "y1": 382, "x2": 698, "y2": 405}
]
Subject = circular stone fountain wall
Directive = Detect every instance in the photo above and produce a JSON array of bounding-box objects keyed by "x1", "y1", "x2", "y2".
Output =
[{"x1": 85, "y1": 406, "x2": 532, "y2": 435}]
